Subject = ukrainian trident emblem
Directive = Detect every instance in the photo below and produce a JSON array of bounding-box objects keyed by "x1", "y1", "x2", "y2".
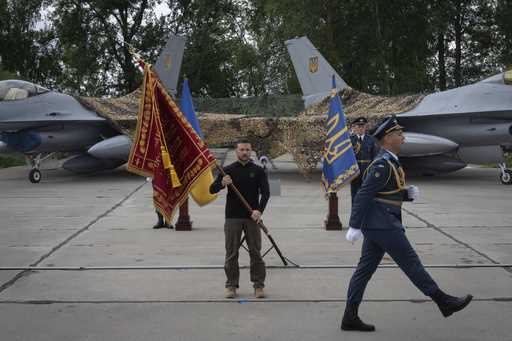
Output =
[{"x1": 309, "y1": 56, "x2": 319, "y2": 73}]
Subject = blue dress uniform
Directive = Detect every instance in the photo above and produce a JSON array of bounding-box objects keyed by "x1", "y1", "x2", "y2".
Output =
[
  {"x1": 349, "y1": 132, "x2": 379, "y2": 202},
  {"x1": 346, "y1": 148, "x2": 439, "y2": 306},
  {"x1": 342, "y1": 116, "x2": 473, "y2": 332}
]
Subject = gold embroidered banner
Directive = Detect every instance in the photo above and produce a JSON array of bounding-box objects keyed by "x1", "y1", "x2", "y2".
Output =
[{"x1": 127, "y1": 63, "x2": 216, "y2": 222}]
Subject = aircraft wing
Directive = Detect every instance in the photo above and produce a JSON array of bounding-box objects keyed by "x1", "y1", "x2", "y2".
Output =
[{"x1": 399, "y1": 73, "x2": 512, "y2": 119}]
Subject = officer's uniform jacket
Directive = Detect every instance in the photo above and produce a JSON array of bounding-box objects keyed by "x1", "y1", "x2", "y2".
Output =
[
  {"x1": 350, "y1": 134, "x2": 379, "y2": 176},
  {"x1": 349, "y1": 149, "x2": 412, "y2": 230}
]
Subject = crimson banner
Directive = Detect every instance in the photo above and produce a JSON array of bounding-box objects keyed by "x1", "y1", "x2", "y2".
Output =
[{"x1": 127, "y1": 63, "x2": 216, "y2": 221}]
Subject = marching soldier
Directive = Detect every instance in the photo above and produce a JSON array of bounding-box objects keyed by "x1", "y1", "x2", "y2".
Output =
[
  {"x1": 342, "y1": 116, "x2": 472, "y2": 332},
  {"x1": 350, "y1": 117, "x2": 379, "y2": 202}
]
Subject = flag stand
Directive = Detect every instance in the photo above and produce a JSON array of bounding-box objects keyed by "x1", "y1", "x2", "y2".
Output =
[
  {"x1": 175, "y1": 198, "x2": 192, "y2": 231},
  {"x1": 215, "y1": 163, "x2": 293, "y2": 266},
  {"x1": 325, "y1": 192, "x2": 343, "y2": 230},
  {"x1": 238, "y1": 235, "x2": 299, "y2": 267}
]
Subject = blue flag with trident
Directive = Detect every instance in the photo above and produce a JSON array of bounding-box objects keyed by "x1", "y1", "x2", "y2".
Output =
[{"x1": 322, "y1": 76, "x2": 360, "y2": 193}]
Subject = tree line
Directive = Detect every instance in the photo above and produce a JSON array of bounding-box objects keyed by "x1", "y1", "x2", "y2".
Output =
[{"x1": 1, "y1": 0, "x2": 511, "y2": 98}]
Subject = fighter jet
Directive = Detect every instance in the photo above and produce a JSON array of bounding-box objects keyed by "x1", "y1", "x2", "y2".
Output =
[
  {"x1": 0, "y1": 35, "x2": 185, "y2": 183},
  {"x1": 286, "y1": 36, "x2": 512, "y2": 184}
]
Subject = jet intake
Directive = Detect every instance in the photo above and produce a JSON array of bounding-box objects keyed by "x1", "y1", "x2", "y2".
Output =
[
  {"x1": 87, "y1": 135, "x2": 131, "y2": 161},
  {"x1": 0, "y1": 131, "x2": 41, "y2": 153}
]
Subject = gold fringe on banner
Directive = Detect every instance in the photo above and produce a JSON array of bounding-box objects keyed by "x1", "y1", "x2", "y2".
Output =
[{"x1": 160, "y1": 146, "x2": 181, "y2": 188}]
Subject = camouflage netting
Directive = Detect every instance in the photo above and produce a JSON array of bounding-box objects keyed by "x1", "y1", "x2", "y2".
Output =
[{"x1": 77, "y1": 87, "x2": 424, "y2": 176}]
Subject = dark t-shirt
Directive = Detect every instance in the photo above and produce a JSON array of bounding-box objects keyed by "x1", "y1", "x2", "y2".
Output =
[{"x1": 210, "y1": 161, "x2": 270, "y2": 219}]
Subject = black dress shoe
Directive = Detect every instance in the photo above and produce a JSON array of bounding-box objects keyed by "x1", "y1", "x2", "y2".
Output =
[
  {"x1": 431, "y1": 290, "x2": 473, "y2": 317},
  {"x1": 341, "y1": 316, "x2": 375, "y2": 332},
  {"x1": 153, "y1": 223, "x2": 166, "y2": 229},
  {"x1": 167, "y1": 224, "x2": 174, "y2": 229},
  {"x1": 341, "y1": 303, "x2": 375, "y2": 332}
]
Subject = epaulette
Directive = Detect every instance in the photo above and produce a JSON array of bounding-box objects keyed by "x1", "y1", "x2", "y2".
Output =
[
  {"x1": 381, "y1": 153, "x2": 391, "y2": 161},
  {"x1": 363, "y1": 157, "x2": 388, "y2": 177}
]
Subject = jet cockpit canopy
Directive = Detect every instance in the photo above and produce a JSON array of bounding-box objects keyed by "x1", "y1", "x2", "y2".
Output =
[{"x1": 0, "y1": 80, "x2": 49, "y2": 101}]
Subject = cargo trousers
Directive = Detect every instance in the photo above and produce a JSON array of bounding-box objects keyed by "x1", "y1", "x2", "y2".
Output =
[{"x1": 224, "y1": 218, "x2": 266, "y2": 289}]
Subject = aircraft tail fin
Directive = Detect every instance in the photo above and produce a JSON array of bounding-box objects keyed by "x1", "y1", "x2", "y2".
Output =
[
  {"x1": 285, "y1": 36, "x2": 347, "y2": 107},
  {"x1": 154, "y1": 34, "x2": 186, "y2": 97}
]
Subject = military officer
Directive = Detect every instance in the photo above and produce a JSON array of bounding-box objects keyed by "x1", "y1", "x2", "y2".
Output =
[
  {"x1": 341, "y1": 116, "x2": 473, "y2": 332},
  {"x1": 350, "y1": 117, "x2": 379, "y2": 202}
]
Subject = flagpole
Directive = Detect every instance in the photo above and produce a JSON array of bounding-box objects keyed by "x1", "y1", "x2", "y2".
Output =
[{"x1": 214, "y1": 162, "x2": 288, "y2": 266}]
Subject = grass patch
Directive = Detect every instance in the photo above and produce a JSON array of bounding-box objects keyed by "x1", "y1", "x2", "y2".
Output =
[
  {"x1": 0, "y1": 154, "x2": 25, "y2": 168},
  {"x1": 506, "y1": 154, "x2": 512, "y2": 169}
]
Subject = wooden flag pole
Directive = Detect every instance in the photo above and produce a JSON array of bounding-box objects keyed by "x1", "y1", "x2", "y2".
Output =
[{"x1": 215, "y1": 162, "x2": 288, "y2": 266}]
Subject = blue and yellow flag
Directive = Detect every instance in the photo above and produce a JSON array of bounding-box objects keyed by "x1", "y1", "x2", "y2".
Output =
[
  {"x1": 180, "y1": 79, "x2": 217, "y2": 206},
  {"x1": 322, "y1": 76, "x2": 360, "y2": 192}
]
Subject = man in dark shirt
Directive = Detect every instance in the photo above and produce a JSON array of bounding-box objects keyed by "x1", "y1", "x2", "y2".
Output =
[{"x1": 210, "y1": 141, "x2": 270, "y2": 299}]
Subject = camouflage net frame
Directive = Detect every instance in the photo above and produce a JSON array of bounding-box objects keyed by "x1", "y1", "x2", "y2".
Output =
[{"x1": 77, "y1": 87, "x2": 424, "y2": 176}]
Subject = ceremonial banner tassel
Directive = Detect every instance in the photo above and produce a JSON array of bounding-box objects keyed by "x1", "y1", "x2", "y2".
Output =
[
  {"x1": 127, "y1": 62, "x2": 216, "y2": 222},
  {"x1": 322, "y1": 75, "x2": 360, "y2": 193},
  {"x1": 127, "y1": 57, "x2": 290, "y2": 266},
  {"x1": 160, "y1": 146, "x2": 181, "y2": 188}
]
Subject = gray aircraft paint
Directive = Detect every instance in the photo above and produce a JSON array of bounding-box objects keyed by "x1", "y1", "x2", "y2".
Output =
[
  {"x1": 0, "y1": 34, "x2": 185, "y2": 180},
  {"x1": 153, "y1": 35, "x2": 186, "y2": 97},
  {"x1": 401, "y1": 73, "x2": 512, "y2": 117},
  {"x1": 0, "y1": 83, "x2": 105, "y2": 132},
  {"x1": 286, "y1": 36, "x2": 512, "y2": 178},
  {"x1": 401, "y1": 132, "x2": 459, "y2": 157},
  {"x1": 88, "y1": 135, "x2": 132, "y2": 160},
  {"x1": 84, "y1": 35, "x2": 187, "y2": 163},
  {"x1": 0, "y1": 140, "x2": 7, "y2": 152},
  {"x1": 285, "y1": 37, "x2": 347, "y2": 107},
  {"x1": 62, "y1": 154, "x2": 125, "y2": 173}
]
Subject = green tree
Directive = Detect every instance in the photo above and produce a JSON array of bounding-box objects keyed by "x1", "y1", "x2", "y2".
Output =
[
  {"x1": 53, "y1": 0, "x2": 167, "y2": 95},
  {"x1": 0, "y1": 0, "x2": 61, "y2": 87},
  {"x1": 496, "y1": 0, "x2": 512, "y2": 67}
]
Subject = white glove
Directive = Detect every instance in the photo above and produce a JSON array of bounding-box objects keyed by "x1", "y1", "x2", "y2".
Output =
[
  {"x1": 345, "y1": 227, "x2": 363, "y2": 243},
  {"x1": 407, "y1": 185, "x2": 420, "y2": 201}
]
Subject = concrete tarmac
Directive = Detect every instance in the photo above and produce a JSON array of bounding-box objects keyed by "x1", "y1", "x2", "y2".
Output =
[{"x1": 0, "y1": 156, "x2": 511, "y2": 341}]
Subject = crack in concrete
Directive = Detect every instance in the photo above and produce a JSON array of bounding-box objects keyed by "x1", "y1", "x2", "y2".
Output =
[
  {"x1": 0, "y1": 297, "x2": 509, "y2": 305},
  {"x1": 403, "y1": 208, "x2": 512, "y2": 275},
  {"x1": 0, "y1": 180, "x2": 147, "y2": 294}
]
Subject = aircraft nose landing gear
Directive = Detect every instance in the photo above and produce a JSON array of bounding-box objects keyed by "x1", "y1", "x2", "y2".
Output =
[
  {"x1": 29, "y1": 168, "x2": 41, "y2": 183},
  {"x1": 25, "y1": 153, "x2": 55, "y2": 183},
  {"x1": 498, "y1": 163, "x2": 512, "y2": 185}
]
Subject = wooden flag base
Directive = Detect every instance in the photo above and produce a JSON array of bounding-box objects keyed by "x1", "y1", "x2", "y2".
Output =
[{"x1": 325, "y1": 192, "x2": 342, "y2": 230}]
